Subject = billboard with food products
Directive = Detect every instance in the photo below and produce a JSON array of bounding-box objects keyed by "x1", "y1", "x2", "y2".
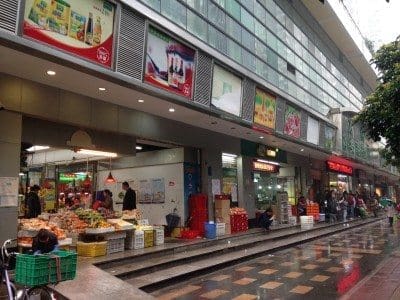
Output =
[
  {"x1": 254, "y1": 88, "x2": 276, "y2": 129},
  {"x1": 284, "y1": 105, "x2": 301, "y2": 138},
  {"x1": 23, "y1": 0, "x2": 115, "y2": 67},
  {"x1": 144, "y1": 26, "x2": 195, "y2": 99}
]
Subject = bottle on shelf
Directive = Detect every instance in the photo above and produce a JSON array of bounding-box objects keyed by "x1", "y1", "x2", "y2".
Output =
[
  {"x1": 85, "y1": 13, "x2": 93, "y2": 45},
  {"x1": 93, "y1": 16, "x2": 102, "y2": 46}
]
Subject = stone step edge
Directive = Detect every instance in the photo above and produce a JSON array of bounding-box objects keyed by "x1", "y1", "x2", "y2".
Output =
[{"x1": 135, "y1": 218, "x2": 383, "y2": 293}]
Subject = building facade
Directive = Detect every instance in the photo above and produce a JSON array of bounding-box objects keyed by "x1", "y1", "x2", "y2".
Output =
[{"x1": 0, "y1": 0, "x2": 398, "y2": 242}]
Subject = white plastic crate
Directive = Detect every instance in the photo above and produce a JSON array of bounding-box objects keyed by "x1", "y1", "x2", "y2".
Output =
[
  {"x1": 319, "y1": 213, "x2": 326, "y2": 222},
  {"x1": 107, "y1": 238, "x2": 125, "y2": 254},
  {"x1": 289, "y1": 216, "x2": 297, "y2": 226},
  {"x1": 216, "y1": 223, "x2": 225, "y2": 237},
  {"x1": 134, "y1": 230, "x2": 144, "y2": 250},
  {"x1": 300, "y1": 216, "x2": 314, "y2": 224},
  {"x1": 154, "y1": 229, "x2": 164, "y2": 246}
]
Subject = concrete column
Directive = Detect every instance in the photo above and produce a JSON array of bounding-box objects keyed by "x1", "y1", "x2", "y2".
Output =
[
  {"x1": 237, "y1": 156, "x2": 256, "y2": 219},
  {"x1": 201, "y1": 147, "x2": 222, "y2": 221},
  {"x1": 0, "y1": 111, "x2": 22, "y2": 245}
]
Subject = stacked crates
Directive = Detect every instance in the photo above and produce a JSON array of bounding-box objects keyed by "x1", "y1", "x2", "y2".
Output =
[
  {"x1": 300, "y1": 216, "x2": 314, "y2": 230},
  {"x1": 153, "y1": 227, "x2": 165, "y2": 246},
  {"x1": 307, "y1": 203, "x2": 320, "y2": 221},
  {"x1": 189, "y1": 194, "x2": 208, "y2": 236},
  {"x1": 133, "y1": 230, "x2": 144, "y2": 249},
  {"x1": 144, "y1": 230, "x2": 154, "y2": 248},
  {"x1": 105, "y1": 232, "x2": 126, "y2": 254},
  {"x1": 77, "y1": 241, "x2": 107, "y2": 257}
]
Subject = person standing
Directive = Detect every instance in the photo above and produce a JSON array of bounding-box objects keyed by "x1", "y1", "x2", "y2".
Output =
[
  {"x1": 339, "y1": 191, "x2": 349, "y2": 222},
  {"x1": 327, "y1": 190, "x2": 338, "y2": 223},
  {"x1": 347, "y1": 192, "x2": 356, "y2": 219},
  {"x1": 122, "y1": 181, "x2": 136, "y2": 210},
  {"x1": 102, "y1": 189, "x2": 114, "y2": 210},
  {"x1": 25, "y1": 185, "x2": 41, "y2": 218},
  {"x1": 386, "y1": 201, "x2": 396, "y2": 226}
]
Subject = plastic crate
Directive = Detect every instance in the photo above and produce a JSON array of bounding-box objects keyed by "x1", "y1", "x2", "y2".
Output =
[
  {"x1": 15, "y1": 251, "x2": 77, "y2": 287},
  {"x1": 107, "y1": 238, "x2": 125, "y2": 254},
  {"x1": 124, "y1": 230, "x2": 135, "y2": 250},
  {"x1": 180, "y1": 230, "x2": 199, "y2": 239},
  {"x1": 134, "y1": 230, "x2": 144, "y2": 250},
  {"x1": 154, "y1": 229, "x2": 164, "y2": 246},
  {"x1": 77, "y1": 241, "x2": 107, "y2": 257},
  {"x1": 216, "y1": 223, "x2": 225, "y2": 237},
  {"x1": 144, "y1": 230, "x2": 154, "y2": 248}
]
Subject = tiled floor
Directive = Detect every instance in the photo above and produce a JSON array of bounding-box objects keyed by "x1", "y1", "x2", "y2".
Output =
[{"x1": 152, "y1": 221, "x2": 400, "y2": 300}]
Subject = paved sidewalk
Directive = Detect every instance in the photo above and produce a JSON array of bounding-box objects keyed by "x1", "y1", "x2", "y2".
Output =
[{"x1": 342, "y1": 249, "x2": 400, "y2": 300}]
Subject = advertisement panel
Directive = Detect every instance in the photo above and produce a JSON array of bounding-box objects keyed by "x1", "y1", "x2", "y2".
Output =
[
  {"x1": 23, "y1": 0, "x2": 115, "y2": 67},
  {"x1": 211, "y1": 65, "x2": 242, "y2": 116},
  {"x1": 254, "y1": 89, "x2": 276, "y2": 129},
  {"x1": 325, "y1": 126, "x2": 335, "y2": 150},
  {"x1": 284, "y1": 105, "x2": 301, "y2": 138},
  {"x1": 144, "y1": 26, "x2": 195, "y2": 98},
  {"x1": 307, "y1": 116, "x2": 319, "y2": 145}
]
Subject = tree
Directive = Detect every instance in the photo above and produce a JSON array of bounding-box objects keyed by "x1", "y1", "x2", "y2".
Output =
[{"x1": 356, "y1": 37, "x2": 400, "y2": 166}]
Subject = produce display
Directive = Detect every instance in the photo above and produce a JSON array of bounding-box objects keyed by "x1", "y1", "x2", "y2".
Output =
[
  {"x1": 121, "y1": 209, "x2": 142, "y2": 221},
  {"x1": 19, "y1": 218, "x2": 67, "y2": 242},
  {"x1": 49, "y1": 211, "x2": 88, "y2": 234}
]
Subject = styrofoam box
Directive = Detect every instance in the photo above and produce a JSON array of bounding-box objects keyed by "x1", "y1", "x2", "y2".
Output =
[
  {"x1": 154, "y1": 229, "x2": 164, "y2": 246},
  {"x1": 289, "y1": 216, "x2": 297, "y2": 226},
  {"x1": 216, "y1": 223, "x2": 225, "y2": 237},
  {"x1": 300, "y1": 216, "x2": 314, "y2": 224},
  {"x1": 134, "y1": 230, "x2": 145, "y2": 250}
]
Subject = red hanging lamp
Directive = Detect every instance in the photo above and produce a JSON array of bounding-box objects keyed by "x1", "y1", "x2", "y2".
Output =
[{"x1": 105, "y1": 157, "x2": 116, "y2": 183}]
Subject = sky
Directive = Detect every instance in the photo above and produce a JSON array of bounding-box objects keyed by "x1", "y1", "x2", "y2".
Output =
[{"x1": 342, "y1": 0, "x2": 400, "y2": 49}]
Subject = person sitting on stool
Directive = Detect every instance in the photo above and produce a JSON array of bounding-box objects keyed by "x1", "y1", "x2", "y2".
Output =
[{"x1": 32, "y1": 229, "x2": 59, "y2": 255}]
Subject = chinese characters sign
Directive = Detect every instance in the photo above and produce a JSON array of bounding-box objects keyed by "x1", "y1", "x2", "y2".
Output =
[{"x1": 23, "y1": 0, "x2": 115, "y2": 67}]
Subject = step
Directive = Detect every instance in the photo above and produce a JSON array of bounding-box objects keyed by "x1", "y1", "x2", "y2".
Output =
[
  {"x1": 124, "y1": 218, "x2": 382, "y2": 292},
  {"x1": 101, "y1": 218, "x2": 381, "y2": 281}
]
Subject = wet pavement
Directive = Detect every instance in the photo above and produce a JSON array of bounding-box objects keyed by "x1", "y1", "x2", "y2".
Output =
[{"x1": 151, "y1": 220, "x2": 400, "y2": 300}]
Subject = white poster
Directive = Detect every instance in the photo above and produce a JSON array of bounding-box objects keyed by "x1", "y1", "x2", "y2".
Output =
[
  {"x1": 307, "y1": 116, "x2": 320, "y2": 145},
  {"x1": 211, "y1": 65, "x2": 242, "y2": 116},
  {"x1": 211, "y1": 179, "x2": 221, "y2": 196},
  {"x1": 0, "y1": 177, "x2": 19, "y2": 207},
  {"x1": 138, "y1": 179, "x2": 152, "y2": 204}
]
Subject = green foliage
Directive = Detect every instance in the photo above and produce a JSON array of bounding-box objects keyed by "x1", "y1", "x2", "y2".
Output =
[{"x1": 356, "y1": 37, "x2": 400, "y2": 166}]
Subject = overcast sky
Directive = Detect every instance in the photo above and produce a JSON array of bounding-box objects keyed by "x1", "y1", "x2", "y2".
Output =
[{"x1": 343, "y1": 0, "x2": 400, "y2": 48}]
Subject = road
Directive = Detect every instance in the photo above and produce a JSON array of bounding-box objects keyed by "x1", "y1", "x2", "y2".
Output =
[{"x1": 152, "y1": 219, "x2": 400, "y2": 300}]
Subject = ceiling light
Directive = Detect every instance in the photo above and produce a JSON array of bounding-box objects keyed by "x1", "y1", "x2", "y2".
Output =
[
  {"x1": 169, "y1": 108, "x2": 175, "y2": 112},
  {"x1": 136, "y1": 146, "x2": 143, "y2": 150},
  {"x1": 300, "y1": 148, "x2": 304, "y2": 152},
  {"x1": 277, "y1": 184, "x2": 282, "y2": 189},
  {"x1": 138, "y1": 99, "x2": 144, "y2": 103},
  {"x1": 26, "y1": 145, "x2": 50, "y2": 152},
  {"x1": 105, "y1": 171, "x2": 116, "y2": 183},
  {"x1": 46, "y1": 70, "x2": 56, "y2": 76},
  {"x1": 77, "y1": 149, "x2": 117, "y2": 157},
  {"x1": 222, "y1": 153, "x2": 237, "y2": 158},
  {"x1": 98, "y1": 87, "x2": 106, "y2": 91},
  {"x1": 256, "y1": 159, "x2": 280, "y2": 166},
  {"x1": 259, "y1": 136, "x2": 264, "y2": 139}
]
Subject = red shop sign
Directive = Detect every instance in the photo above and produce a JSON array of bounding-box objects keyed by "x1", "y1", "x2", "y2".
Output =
[
  {"x1": 253, "y1": 161, "x2": 279, "y2": 173},
  {"x1": 326, "y1": 161, "x2": 353, "y2": 175}
]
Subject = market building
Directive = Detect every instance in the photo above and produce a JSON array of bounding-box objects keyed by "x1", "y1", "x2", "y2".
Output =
[{"x1": 0, "y1": 0, "x2": 399, "y2": 245}]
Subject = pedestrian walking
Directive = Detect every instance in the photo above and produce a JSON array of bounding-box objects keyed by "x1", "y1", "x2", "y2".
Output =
[
  {"x1": 327, "y1": 190, "x2": 338, "y2": 223},
  {"x1": 339, "y1": 191, "x2": 348, "y2": 222},
  {"x1": 386, "y1": 201, "x2": 395, "y2": 226},
  {"x1": 347, "y1": 192, "x2": 356, "y2": 219}
]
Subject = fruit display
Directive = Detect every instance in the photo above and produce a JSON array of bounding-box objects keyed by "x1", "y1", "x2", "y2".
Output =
[
  {"x1": 121, "y1": 209, "x2": 142, "y2": 221},
  {"x1": 49, "y1": 211, "x2": 88, "y2": 234},
  {"x1": 19, "y1": 218, "x2": 66, "y2": 240},
  {"x1": 107, "y1": 219, "x2": 134, "y2": 230}
]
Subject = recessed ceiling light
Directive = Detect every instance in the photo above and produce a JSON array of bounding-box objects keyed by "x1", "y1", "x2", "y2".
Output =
[
  {"x1": 138, "y1": 99, "x2": 144, "y2": 103},
  {"x1": 169, "y1": 108, "x2": 175, "y2": 112},
  {"x1": 98, "y1": 87, "x2": 106, "y2": 91},
  {"x1": 259, "y1": 136, "x2": 264, "y2": 139},
  {"x1": 136, "y1": 146, "x2": 143, "y2": 150},
  {"x1": 46, "y1": 70, "x2": 56, "y2": 76},
  {"x1": 300, "y1": 148, "x2": 304, "y2": 152}
]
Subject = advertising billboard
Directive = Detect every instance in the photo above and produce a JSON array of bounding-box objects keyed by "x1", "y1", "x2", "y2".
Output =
[
  {"x1": 307, "y1": 116, "x2": 319, "y2": 145},
  {"x1": 23, "y1": 0, "x2": 115, "y2": 67},
  {"x1": 284, "y1": 105, "x2": 301, "y2": 138},
  {"x1": 144, "y1": 26, "x2": 195, "y2": 98},
  {"x1": 211, "y1": 65, "x2": 242, "y2": 117},
  {"x1": 254, "y1": 88, "x2": 276, "y2": 129}
]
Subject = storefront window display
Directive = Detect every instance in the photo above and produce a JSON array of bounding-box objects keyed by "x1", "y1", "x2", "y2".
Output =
[{"x1": 326, "y1": 160, "x2": 353, "y2": 194}]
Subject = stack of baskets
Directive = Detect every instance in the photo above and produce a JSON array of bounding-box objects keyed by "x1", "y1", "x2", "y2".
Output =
[
  {"x1": 77, "y1": 241, "x2": 107, "y2": 257},
  {"x1": 15, "y1": 250, "x2": 77, "y2": 287}
]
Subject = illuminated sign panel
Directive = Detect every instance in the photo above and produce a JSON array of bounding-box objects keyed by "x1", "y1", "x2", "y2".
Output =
[
  {"x1": 326, "y1": 161, "x2": 353, "y2": 175},
  {"x1": 253, "y1": 161, "x2": 279, "y2": 173}
]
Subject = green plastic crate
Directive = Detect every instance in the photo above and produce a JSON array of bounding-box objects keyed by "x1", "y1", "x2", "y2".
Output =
[{"x1": 15, "y1": 250, "x2": 77, "y2": 287}]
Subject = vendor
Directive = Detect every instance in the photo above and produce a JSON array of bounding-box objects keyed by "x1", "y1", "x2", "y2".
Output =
[
  {"x1": 32, "y1": 229, "x2": 59, "y2": 254},
  {"x1": 102, "y1": 189, "x2": 114, "y2": 210},
  {"x1": 25, "y1": 185, "x2": 41, "y2": 218}
]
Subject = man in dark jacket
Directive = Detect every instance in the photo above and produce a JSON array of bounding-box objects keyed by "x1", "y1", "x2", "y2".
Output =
[
  {"x1": 32, "y1": 229, "x2": 59, "y2": 254},
  {"x1": 122, "y1": 181, "x2": 136, "y2": 210},
  {"x1": 26, "y1": 185, "x2": 41, "y2": 218}
]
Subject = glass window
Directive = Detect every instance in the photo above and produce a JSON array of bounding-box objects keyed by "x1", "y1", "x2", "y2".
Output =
[
  {"x1": 262, "y1": 0, "x2": 276, "y2": 16},
  {"x1": 286, "y1": 48, "x2": 295, "y2": 65},
  {"x1": 186, "y1": 0, "x2": 207, "y2": 16},
  {"x1": 265, "y1": 11, "x2": 276, "y2": 33},
  {"x1": 277, "y1": 40, "x2": 285, "y2": 57},
  {"x1": 255, "y1": 39, "x2": 268, "y2": 61},
  {"x1": 226, "y1": 16, "x2": 241, "y2": 42},
  {"x1": 277, "y1": 57, "x2": 286, "y2": 73},
  {"x1": 225, "y1": 0, "x2": 241, "y2": 21},
  {"x1": 275, "y1": 4, "x2": 285, "y2": 25},
  {"x1": 208, "y1": 25, "x2": 227, "y2": 54},
  {"x1": 208, "y1": 1, "x2": 225, "y2": 30},
  {"x1": 266, "y1": 30, "x2": 277, "y2": 51},
  {"x1": 255, "y1": 20, "x2": 266, "y2": 41},
  {"x1": 254, "y1": 1, "x2": 265, "y2": 23},
  {"x1": 255, "y1": 58, "x2": 268, "y2": 79},
  {"x1": 267, "y1": 48, "x2": 277, "y2": 69},
  {"x1": 187, "y1": 10, "x2": 207, "y2": 41},
  {"x1": 241, "y1": 28, "x2": 255, "y2": 51},
  {"x1": 241, "y1": 7, "x2": 254, "y2": 32},
  {"x1": 161, "y1": 0, "x2": 186, "y2": 27},
  {"x1": 214, "y1": 0, "x2": 225, "y2": 8},
  {"x1": 267, "y1": 65, "x2": 279, "y2": 86},
  {"x1": 276, "y1": 23, "x2": 285, "y2": 40},
  {"x1": 239, "y1": 0, "x2": 253, "y2": 13},
  {"x1": 142, "y1": 0, "x2": 160, "y2": 11},
  {"x1": 278, "y1": 75, "x2": 288, "y2": 91},
  {"x1": 242, "y1": 49, "x2": 256, "y2": 71},
  {"x1": 227, "y1": 39, "x2": 242, "y2": 63},
  {"x1": 293, "y1": 24, "x2": 302, "y2": 41}
]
